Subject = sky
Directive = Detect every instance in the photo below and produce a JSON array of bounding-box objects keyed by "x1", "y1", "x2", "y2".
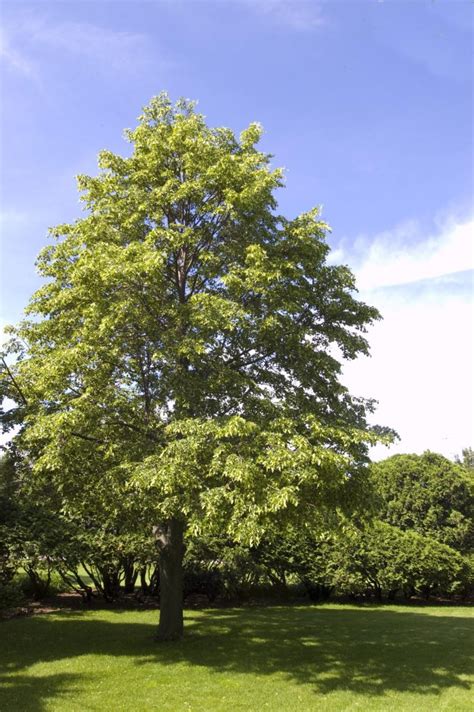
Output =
[{"x1": 0, "y1": 0, "x2": 473, "y2": 460}]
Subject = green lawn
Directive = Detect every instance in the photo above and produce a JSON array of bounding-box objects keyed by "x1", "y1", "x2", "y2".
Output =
[{"x1": 1, "y1": 604, "x2": 472, "y2": 711}]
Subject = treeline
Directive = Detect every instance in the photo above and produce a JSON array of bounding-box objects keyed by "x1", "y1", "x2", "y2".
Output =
[{"x1": 1, "y1": 449, "x2": 472, "y2": 607}]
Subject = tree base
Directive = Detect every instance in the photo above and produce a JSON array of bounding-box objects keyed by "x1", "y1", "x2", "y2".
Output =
[{"x1": 155, "y1": 631, "x2": 184, "y2": 642}]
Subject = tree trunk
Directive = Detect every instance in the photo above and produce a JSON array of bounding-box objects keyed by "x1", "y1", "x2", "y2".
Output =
[
  {"x1": 154, "y1": 518, "x2": 185, "y2": 641},
  {"x1": 123, "y1": 557, "x2": 138, "y2": 594}
]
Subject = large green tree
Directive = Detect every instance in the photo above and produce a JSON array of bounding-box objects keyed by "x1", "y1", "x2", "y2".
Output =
[{"x1": 2, "y1": 95, "x2": 389, "y2": 639}]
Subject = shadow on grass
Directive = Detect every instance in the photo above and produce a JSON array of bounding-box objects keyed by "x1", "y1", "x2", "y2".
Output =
[
  {"x1": 0, "y1": 673, "x2": 88, "y2": 712},
  {"x1": 1, "y1": 606, "x2": 472, "y2": 710}
]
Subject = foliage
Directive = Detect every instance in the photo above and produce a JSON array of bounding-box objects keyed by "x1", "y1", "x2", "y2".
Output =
[
  {"x1": 0, "y1": 446, "x2": 158, "y2": 603},
  {"x1": 371, "y1": 452, "x2": 473, "y2": 553},
  {"x1": 183, "y1": 532, "x2": 299, "y2": 601},
  {"x1": 320, "y1": 522, "x2": 472, "y2": 600},
  {"x1": 0, "y1": 451, "x2": 23, "y2": 604},
  {"x1": 183, "y1": 522, "x2": 472, "y2": 603}
]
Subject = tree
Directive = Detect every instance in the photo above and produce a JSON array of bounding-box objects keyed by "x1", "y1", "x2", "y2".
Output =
[
  {"x1": 1, "y1": 441, "x2": 159, "y2": 604},
  {"x1": 0, "y1": 450, "x2": 20, "y2": 603},
  {"x1": 456, "y1": 447, "x2": 474, "y2": 471},
  {"x1": 371, "y1": 452, "x2": 473, "y2": 553},
  {"x1": 322, "y1": 522, "x2": 471, "y2": 600},
  {"x1": 1, "y1": 94, "x2": 389, "y2": 639}
]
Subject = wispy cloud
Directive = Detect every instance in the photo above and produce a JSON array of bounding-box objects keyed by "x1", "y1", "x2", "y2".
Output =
[
  {"x1": 244, "y1": 0, "x2": 326, "y2": 31},
  {"x1": 1, "y1": 16, "x2": 157, "y2": 78},
  {"x1": 332, "y1": 216, "x2": 474, "y2": 291},
  {"x1": 0, "y1": 27, "x2": 37, "y2": 78},
  {"x1": 370, "y1": 2, "x2": 472, "y2": 84},
  {"x1": 26, "y1": 18, "x2": 152, "y2": 73}
]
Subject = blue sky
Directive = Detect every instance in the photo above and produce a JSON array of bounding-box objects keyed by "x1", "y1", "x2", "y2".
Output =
[{"x1": 1, "y1": 0, "x2": 473, "y2": 458}]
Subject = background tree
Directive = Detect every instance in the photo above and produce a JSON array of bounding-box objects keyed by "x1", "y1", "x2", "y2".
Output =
[
  {"x1": 0, "y1": 450, "x2": 21, "y2": 604},
  {"x1": 371, "y1": 452, "x2": 473, "y2": 553},
  {"x1": 321, "y1": 522, "x2": 470, "y2": 601},
  {"x1": 456, "y1": 447, "x2": 474, "y2": 471},
  {"x1": 2, "y1": 94, "x2": 390, "y2": 639}
]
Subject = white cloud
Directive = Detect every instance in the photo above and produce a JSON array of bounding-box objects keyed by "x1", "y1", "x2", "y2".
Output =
[
  {"x1": 333, "y1": 216, "x2": 474, "y2": 291},
  {"x1": 340, "y1": 217, "x2": 474, "y2": 461},
  {"x1": 244, "y1": 0, "x2": 325, "y2": 31}
]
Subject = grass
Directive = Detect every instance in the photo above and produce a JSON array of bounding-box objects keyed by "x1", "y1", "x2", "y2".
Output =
[{"x1": 1, "y1": 604, "x2": 472, "y2": 711}]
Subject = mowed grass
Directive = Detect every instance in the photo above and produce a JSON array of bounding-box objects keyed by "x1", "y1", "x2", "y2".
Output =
[{"x1": 1, "y1": 604, "x2": 472, "y2": 711}]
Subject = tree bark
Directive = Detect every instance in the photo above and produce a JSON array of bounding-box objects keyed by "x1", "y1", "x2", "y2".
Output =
[{"x1": 154, "y1": 518, "x2": 185, "y2": 641}]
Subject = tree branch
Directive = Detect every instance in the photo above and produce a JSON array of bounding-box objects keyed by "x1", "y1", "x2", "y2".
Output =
[{"x1": 1, "y1": 357, "x2": 28, "y2": 405}]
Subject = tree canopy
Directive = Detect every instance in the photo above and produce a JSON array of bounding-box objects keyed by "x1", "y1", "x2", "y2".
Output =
[{"x1": 2, "y1": 94, "x2": 390, "y2": 638}]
